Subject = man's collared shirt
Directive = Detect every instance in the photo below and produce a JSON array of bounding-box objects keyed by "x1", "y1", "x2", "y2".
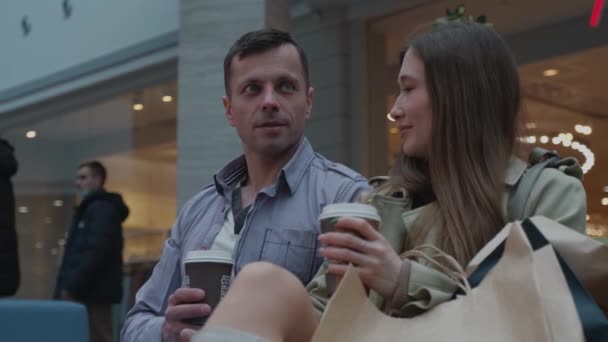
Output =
[{"x1": 121, "y1": 138, "x2": 370, "y2": 342}]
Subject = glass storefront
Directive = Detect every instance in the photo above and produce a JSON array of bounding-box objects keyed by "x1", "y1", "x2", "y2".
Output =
[{"x1": 1, "y1": 80, "x2": 177, "y2": 298}]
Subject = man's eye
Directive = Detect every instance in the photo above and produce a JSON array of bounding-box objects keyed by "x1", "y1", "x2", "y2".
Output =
[
  {"x1": 279, "y1": 82, "x2": 296, "y2": 93},
  {"x1": 243, "y1": 84, "x2": 260, "y2": 94}
]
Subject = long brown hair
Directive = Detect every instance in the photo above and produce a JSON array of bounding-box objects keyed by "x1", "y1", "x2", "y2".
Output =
[{"x1": 390, "y1": 22, "x2": 521, "y2": 266}]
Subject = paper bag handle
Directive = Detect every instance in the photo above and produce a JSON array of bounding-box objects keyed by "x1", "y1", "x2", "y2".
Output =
[{"x1": 401, "y1": 245, "x2": 472, "y2": 294}]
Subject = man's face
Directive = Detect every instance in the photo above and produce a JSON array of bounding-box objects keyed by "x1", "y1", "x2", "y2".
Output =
[
  {"x1": 222, "y1": 44, "x2": 314, "y2": 157},
  {"x1": 75, "y1": 166, "x2": 101, "y2": 194}
]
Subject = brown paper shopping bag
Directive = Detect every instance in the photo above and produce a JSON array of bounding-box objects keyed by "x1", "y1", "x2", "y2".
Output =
[
  {"x1": 467, "y1": 216, "x2": 608, "y2": 314},
  {"x1": 311, "y1": 224, "x2": 583, "y2": 342}
]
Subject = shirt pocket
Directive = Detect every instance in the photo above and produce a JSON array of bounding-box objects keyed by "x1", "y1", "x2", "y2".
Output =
[{"x1": 260, "y1": 228, "x2": 320, "y2": 284}]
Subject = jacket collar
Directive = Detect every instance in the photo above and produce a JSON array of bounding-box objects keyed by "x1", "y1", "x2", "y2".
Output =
[
  {"x1": 213, "y1": 138, "x2": 315, "y2": 197},
  {"x1": 504, "y1": 157, "x2": 527, "y2": 186}
]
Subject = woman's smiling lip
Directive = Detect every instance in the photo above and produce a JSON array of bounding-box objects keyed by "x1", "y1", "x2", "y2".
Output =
[
  {"x1": 398, "y1": 125, "x2": 413, "y2": 133},
  {"x1": 399, "y1": 125, "x2": 413, "y2": 139}
]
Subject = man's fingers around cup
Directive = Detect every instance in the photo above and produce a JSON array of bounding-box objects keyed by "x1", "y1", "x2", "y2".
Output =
[
  {"x1": 166, "y1": 303, "x2": 212, "y2": 321},
  {"x1": 168, "y1": 287, "x2": 206, "y2": 306}
]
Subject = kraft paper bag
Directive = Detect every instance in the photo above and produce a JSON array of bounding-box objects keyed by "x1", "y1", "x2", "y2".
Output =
[
  {"x1": 467, "y1": 216, "x2": 608, "y2": 314},
  {"x1": 311, "y1": 224, "x2": 583, "y2": 342}
]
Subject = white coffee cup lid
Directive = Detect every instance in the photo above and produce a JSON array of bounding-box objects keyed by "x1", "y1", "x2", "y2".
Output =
[
  {"x1": 318, "y1": 203, "x2": 381, "y2": 223},
  {"x1": 184, "y1": 250, "x2": 233, "y2": 264}
]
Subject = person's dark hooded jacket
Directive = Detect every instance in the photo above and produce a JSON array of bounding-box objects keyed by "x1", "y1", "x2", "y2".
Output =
[
  {"x1": 54, "y1": 190, "x2": 129, "y2": 303},
  {"x1": 0, "y1": 139, "x2": 19, "y2": 297}
]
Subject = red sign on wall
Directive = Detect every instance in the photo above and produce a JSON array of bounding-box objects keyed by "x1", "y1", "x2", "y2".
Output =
[{"x1": 590, "y1": 0, "x2": 605, "y2": 27}]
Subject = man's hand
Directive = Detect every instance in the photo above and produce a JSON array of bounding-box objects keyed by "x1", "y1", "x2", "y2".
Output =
[{"x1": 162, "y1": 288, "x2": 212, "y2": 342}]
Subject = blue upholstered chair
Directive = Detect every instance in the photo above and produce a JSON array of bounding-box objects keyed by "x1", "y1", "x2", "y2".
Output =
[{"x1": 0, "y1": 299, "x2": 89, "y2": 341}]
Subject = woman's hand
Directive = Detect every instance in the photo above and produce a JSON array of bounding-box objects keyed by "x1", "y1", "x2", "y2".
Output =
[{"x1": 318, "y1": 216, "x2": 403, "y2": 300}]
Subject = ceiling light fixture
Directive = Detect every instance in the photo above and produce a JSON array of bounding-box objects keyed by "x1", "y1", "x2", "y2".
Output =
[
  {"x1": 26, "y1": 131, "x2": 37, "y2": 139},
  {"x1": 539, "y1": 136, "x2": 549, "y2": 144},
  {"x1": 602, "y1": 197, "x2": 608, "y2": 206},
  {"x1": 542, "y1": 69, "x2": 559, "y2": 77},
  {"x1": 162, "y1": 95, "x2": 173, "y2": 103},
  {"x1": 133, "y1": 92, "x2": 144, "y2": 111}
]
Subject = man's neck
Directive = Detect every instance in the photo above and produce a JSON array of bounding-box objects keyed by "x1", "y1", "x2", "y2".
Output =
[{"x1": 240, "y1": 139, "x2": 302, "y2": 205}]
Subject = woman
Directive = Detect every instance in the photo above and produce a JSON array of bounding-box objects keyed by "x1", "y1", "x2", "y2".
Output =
[{"x1": 192, "y1": 22, "x2": 586, "y2": 342}]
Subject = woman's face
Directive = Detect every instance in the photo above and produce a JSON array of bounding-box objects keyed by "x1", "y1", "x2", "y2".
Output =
[{"x1": 389, "y1": 48, "x2": 433, "y2": 158}]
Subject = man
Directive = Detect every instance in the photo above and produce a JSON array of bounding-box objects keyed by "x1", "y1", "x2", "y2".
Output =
[
  {"x1": 0, "y1": 138, "x2": 19, "y2": 297},
  {"x1": 54, "y1": 161, "x2": 129, "y2": 342},
  {"x1": 121, "y1": 29, "x2": 370, "y2": 342}
]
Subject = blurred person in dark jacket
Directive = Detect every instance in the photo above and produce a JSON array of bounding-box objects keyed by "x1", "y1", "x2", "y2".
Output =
[
  {"x1": 54, "y1": 160, "x2": 129, "y2": 342},
  {"x1": 0, "y1": 138, "x2": 19, "y2": 297}
]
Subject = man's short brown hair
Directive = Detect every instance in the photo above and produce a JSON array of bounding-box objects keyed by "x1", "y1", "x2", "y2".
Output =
[{"x1": 223, "y1": 29, "x2": 310, "y2": 95}]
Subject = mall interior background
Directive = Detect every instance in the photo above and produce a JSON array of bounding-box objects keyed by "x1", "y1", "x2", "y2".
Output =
[{"x1": 1, "y1": 0, "x2": 606, "y2": 309}]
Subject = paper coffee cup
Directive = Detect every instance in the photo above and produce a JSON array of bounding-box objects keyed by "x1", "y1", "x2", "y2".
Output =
[
  {"x1": 184, "y1": 250, "x2": 233, "y2": 325},
  {"x1": 318, "y1": 203, "x2": 381, "y2": 295}
]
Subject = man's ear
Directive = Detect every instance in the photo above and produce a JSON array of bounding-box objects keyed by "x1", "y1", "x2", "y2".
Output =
[
  {"x1": 222, "y1": 96, "x2": 235, "y2": 126},
  {"x1": 305, "y1": 87, "x2": 314, "y2": 120}
]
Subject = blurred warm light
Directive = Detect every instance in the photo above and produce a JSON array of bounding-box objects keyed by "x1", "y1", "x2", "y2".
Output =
[
  {"x1": 162, "y1": 95, "x2": 173, "y2": 103},
  {"x1": 575, "y1": 124, "x2": 592, "y2": 135},
  {"x1": 53, "y1": 200, "x2": 64, "y2": 207},
  {"x1": 542, "y1": 69, "x2": 559, "y2": 77},
  {"x1": 522, "y1": 133, "x2": 595, "y2": 174},
  {"x1": 602, "y1": 198, "x2": 608, "y2": 206},
  {"x1": 133, "y1": 103, "x2": 144, "y2": 111},
  {"x1": 586, "y1": 215, "x2": 590, "y2": 221},
  {"x1": 18, "y1": 206, "x2": 28, "y2": 213},
  {"x1": 389, "y1": 127, "x2": 399, "y2": 134},
  {"x1": 26, "y1": 131, "x2": 37, "y2": 139},
  {"x1": 525, "y1": 122, "x2": 536, "y2": 129}
]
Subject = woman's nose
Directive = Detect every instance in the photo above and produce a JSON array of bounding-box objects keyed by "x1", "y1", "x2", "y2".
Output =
[{"x1": 388, "y1": 104, "x2": 404, "y2": 121}]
